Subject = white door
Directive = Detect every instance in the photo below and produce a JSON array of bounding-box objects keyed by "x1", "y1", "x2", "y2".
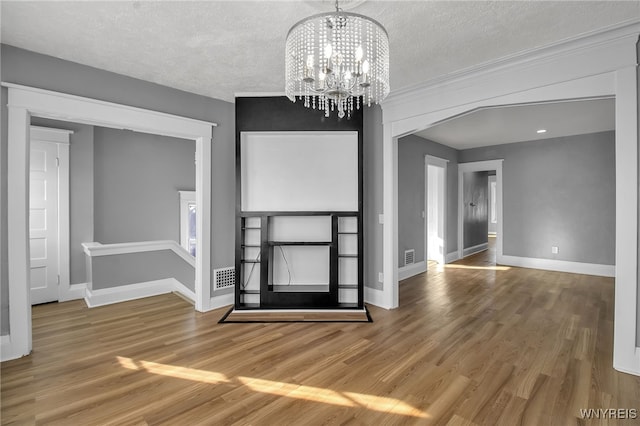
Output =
[{"x1": 29, "y1": 141, "x2": 59, "y2": 304}]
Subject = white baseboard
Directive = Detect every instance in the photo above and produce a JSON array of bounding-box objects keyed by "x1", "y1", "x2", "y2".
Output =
[
  {"x1": 0, "y1": 334, "x2": 17, "y2": 362},
  {"x1": 59, "y1": 282, "x2": 87, "y2": 302},
  {"x1": 364, "y1": 286, "x2": 391, "y2": 309},
  {"x1": 398, "y1": 261, "x2": 427, "y2": 281},
  {"x1": 463, "y1": 242, "x2": 489, "y2": 258},
  {"x1": 209, "y1": 292, "x2": 234, "y2": 311},
  {"x1": 445, "y1": 251, "x2": 460, "y2": 263},
  {"x1": 174, "y1": 281, "x2": 196, "y2": 303},
  {"x1": 499, "y1": 255, "x2": 615, "y2": 277},
  {"x1": 84, "y1": 278, "x2": 196, "y2": 308}
]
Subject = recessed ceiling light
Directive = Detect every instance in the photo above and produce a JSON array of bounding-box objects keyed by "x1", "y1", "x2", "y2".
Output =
[{"x1": 537, "y1": 129, "x2": 547, "y2": 134}]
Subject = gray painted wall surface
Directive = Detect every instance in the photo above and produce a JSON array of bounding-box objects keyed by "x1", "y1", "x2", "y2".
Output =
[
  {"x1": 397, "y1": 134, "x2": 458, "y2": 267},
  {"x1": 90, "y1": 250, "x2": 194, "y2": 291},
  {"x1": 459, "y1": 131, "x2": 616, "y2": 264},
  {"x1": 363, "y1": 105, "x2": 384, "y2": 290},
  {"x1": 488, "y1": 175, "x2": 497, "y2": 234},
  {"x1": 463, "y1": 171, "x2": 489, "y2": 249},
  {"x1": 1, "y1": 45, "x2": 235, "y2": 332},
  {"x1": 93, "y1": 127, "x2": 194, "y2": 244},
  {"x1": 31, "y1": 118, "x2": 94, "y2": 285}
]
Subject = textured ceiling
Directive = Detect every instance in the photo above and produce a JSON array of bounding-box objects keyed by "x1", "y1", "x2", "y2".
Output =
[
  {"x1": 1, "y1": 1, "x2": 639, "y2": 103},
  {"x1": 415, "y1": 98, "x2": 615, "y2": 149}
]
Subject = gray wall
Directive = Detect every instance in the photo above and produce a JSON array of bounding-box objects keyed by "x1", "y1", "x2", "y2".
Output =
[
  {"x1": 1, "y1": 44, "x2": 236, "y2": 335},
  {"x1": 90, "y1": 250, "x2": 194, "y2": 291},
  {"x1": 93, "y1": 127, "x2": 194, "y2": 244},
  {"x1": 459, "y1": 131, "x2": 616, "y2": 264},
  {"x1": 363, "y1": 105, "x2": 384, "y2": 290},
  {"x1": 463, "y1": 171, "x2": 489, "y2": 250},
  {"x1": 397, "y1": 134, "x2": 458, "y2": 267},
  {"x1": 30, "y1": 118, "x2": 95, "y2": 285}
]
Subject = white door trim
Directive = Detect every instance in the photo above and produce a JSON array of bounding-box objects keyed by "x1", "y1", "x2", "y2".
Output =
[
  {"x1": 380, "y1": 22, "x2": 639, "y2": 375},
  {"x1": 29, "y1": 126, "x2": 74, "y2": 303},
  {"x1": 4, "y1": 83, "x2": 216, "y2": 360},
  {"x1": 424, "y1": 155, "x2": 448, "y2": 266},
  {"x1": 457, "y1": 160, "x2": 504, "y2": 263}
]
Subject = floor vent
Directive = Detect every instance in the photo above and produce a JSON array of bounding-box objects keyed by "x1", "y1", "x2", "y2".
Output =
[
  {"x1": 404, "y1": 249, "x2": 415, "y2": 266},
  {"x1": 213, "y1": 267, "x2": 235, "y2": 291}
]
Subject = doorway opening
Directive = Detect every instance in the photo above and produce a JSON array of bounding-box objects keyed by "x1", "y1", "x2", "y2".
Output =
[{"x1": 425, "y1": 156, "x2": 447, "y2": 267}]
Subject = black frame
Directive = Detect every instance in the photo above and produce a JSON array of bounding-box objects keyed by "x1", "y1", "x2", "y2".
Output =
[{"x1": 234, "y1": 96, "x2": 364, "y2": 310}]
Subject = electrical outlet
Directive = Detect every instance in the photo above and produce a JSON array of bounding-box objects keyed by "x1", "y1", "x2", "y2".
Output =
[
  {"x1": 378, "y1": 214, "x2": 384, "y2": 224},
  {"x1": 551, "y1": 246, "x2": 559, "y2": 254},
  {"x1": 378, "y1": 272, "x2": 384, "y2": 283}
]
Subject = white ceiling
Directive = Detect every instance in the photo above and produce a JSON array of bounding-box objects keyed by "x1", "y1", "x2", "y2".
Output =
[
  {"x1": 414, "y1": 98, "x2": 616, "y2": 150},
  {"x1": 1, "y1": 1, "x2": 639, "y2": 104}
]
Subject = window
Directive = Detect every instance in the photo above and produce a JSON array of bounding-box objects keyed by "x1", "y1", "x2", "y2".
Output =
[{"x1": 179, "y1": 191, "x2": 196, "y2": 256}]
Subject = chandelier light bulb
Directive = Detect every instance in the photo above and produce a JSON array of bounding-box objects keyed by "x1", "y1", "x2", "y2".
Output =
[
  {"x1": 355, "y1": 45, "x2": 363, "y2": 61},
  {"x1": 324, "y1": 43, "x2": 333, "y2": 59}
]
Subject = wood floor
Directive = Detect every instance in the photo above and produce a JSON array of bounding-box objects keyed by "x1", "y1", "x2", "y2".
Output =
[{"x1": 2, "y1": 244, "x2": 639, "y2": 425}]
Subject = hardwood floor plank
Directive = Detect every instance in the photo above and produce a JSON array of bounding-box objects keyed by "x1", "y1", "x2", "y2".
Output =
[{"x1": 2, "y1": 240, "x2": 638, "y2": 425}]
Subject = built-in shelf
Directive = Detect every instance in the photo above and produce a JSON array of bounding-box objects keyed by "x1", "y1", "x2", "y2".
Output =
[
  {"x1": 270, "y1": 284, "x2": 330, "y2": 293},
  {"x1": 242, "y1": 227, "x2": 261, "y2": 230},
  {"x1": 338, "y1": 284, "x2": 358, "y2": 289},
  {"x1": 338, "y1": 254, "x2": 358, "y2": 258},
  {"x1": 338, "y1": 231, "x2": 358, "y2": 235},
  {"x1": 241, "y1": 244, "x2": 261, "y2": 248},
  {"x1": 241, "y1": 259, "x2": 260, "y2": 263},
  {"x1": 240, "y1": 289, "x2": 260, "y2": 294},
  {"x1": 268, "y1": 241, "x2": 332, "y2": 246}
]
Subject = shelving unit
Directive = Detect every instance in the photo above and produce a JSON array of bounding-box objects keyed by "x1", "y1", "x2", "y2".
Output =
[
  {"x1": 235, "y1": 129, "x2": 363, "y2": 311},
  {"x1": 235, "y1": 212, "x2": 362, "y2": 309}
]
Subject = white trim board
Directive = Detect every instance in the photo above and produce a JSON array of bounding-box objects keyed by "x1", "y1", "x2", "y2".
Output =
[
  {"x1": 445, "y1": 252, "x2": 460, "y2": 264},
  {"x1": 84, "y1": 278, "x2": 195, "y2": 308},
  {"x1": 500, "y1": 255, "x2": 615, "y2": 278},
  {"x1": 209, "y1": 292, "x2": 234, "y2": 311},
  {"x1": 4, "y1": 82, "x2": 214, "y2": 361},
  {"x1": 398, "y1": 261, "x2": 427, "y2": 281},
  {"x1": 364, "y1": 286, "x2": 390, "y2": 309},
  {"x1": 82, "y1": 240, "x2": 195, "y2": 268},
  {"x1": 0, "y1": 335, "x2": 16, "y2": 362},
  {"x1": 379, "y1": 22, "x2": 639, "y2": 375},
  {"x1": 463, "y1": 242, "x2": 489, "y2": 258}
]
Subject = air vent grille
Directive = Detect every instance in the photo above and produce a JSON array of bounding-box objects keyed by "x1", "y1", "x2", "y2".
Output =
[
  {"x1": 213, "y1": 267, "x2": 235, "y2": 291},
  {"x1": 404, "y1": 249, "x2": 415, "y2": 266}
]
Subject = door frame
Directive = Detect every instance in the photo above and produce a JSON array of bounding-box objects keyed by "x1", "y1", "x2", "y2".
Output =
[
  {"x1": 424, "y1": 155, "x2": 448, "y2": 265},
  {"x1": 378, "y1": 23, "x2": 639, "y2": 375},
  {"x1": 29, "y1": 126, "x2": 74, "y2": 303},
  {"x1": 457, "y1": 160, "x2": 503, "y2": 262},
  {"x1": 3, "y1": 83, "x2": 215, "y2": 361}
]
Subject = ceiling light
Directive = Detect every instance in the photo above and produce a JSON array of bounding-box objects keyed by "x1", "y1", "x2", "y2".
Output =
[
  {"x1": 537, "y1": 129, "x2": 547, "y2": 134},
  {"x1": 285, "y1": 0, "x2": 390, "y2": 118}
]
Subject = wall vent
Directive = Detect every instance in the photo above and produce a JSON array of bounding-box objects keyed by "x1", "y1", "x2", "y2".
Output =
[
  {"x1": 213, "y1": 267, "x2": 235, "y2": 291},
  {"x1": 404, "y1": 249, "x2": 415, "y2": 266}
]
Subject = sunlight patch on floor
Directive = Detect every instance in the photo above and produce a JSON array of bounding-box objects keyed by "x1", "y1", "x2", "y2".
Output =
[
  {"x1": 116, "y1": 356, "x2": 429, "y2": 418},
  {"x1": 116, "y1": 356, "x2": 230, "y2": 384}
]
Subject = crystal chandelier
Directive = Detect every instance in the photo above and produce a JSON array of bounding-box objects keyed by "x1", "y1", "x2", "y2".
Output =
[{"x1": 285, "y1": 0, "x2": 390, "y2": 118}]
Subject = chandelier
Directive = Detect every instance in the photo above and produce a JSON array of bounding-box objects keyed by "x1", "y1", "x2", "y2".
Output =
[{"x1": 285, "y1": 0, "x2": 390, "y2": 118}]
